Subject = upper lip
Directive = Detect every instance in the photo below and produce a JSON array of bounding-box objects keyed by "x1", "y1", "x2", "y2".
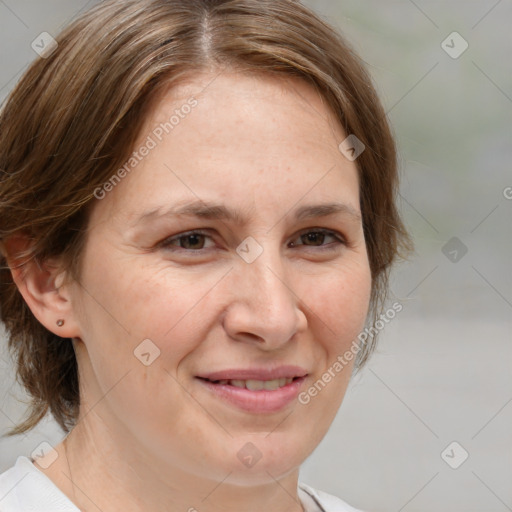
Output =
[{"x1": 197, "y1": 365, "x2": 309, "y2": 381}]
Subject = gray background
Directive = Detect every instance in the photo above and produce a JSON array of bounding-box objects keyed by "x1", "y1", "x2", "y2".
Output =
[{"x1": 1, "y1": 1, "x2": 511, "y2": 511}]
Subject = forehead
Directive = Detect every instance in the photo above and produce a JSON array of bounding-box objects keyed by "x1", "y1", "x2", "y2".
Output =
[
  {"x1": 144, "y1": 71, "x2": 345, "y2": 151},
  {"x1": 92, "y1": 71, "x2": 360, "y2": 226}
]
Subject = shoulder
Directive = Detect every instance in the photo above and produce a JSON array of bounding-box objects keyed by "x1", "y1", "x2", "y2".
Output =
[
  {"x1": 0, "y1": 456, "x2": 79, "y2": 511},
  {"x1": 298, "y1": 481, "x2": 365, "y2": 512}
]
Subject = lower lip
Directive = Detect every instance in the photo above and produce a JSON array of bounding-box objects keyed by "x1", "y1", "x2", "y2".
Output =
[{"x1": 196, "y1": 377, "x2": 306, "y2": 413}]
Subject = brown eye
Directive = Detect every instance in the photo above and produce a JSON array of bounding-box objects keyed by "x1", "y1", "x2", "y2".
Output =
[
  {"x1": 160, "y1": 230, "x2": 215, "y2": 251},
  {"x1": 178, "y1": 233, "x2": 206, "y2": 249},
  {"x1": 290, "y1": 229, "x2": 344, "y2": 248},
  {"x1": 301, "y1": 231, "x2": 326, "y2": 246}
]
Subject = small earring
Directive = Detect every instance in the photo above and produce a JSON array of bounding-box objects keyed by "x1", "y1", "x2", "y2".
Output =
[{"x1": 56, "y1": 319, "x2": 65, "y2": 327}]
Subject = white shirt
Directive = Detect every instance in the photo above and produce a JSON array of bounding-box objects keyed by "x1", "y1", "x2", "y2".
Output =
[{"x1": 0, "y1": 456, "x2": 363, "y2": 512}]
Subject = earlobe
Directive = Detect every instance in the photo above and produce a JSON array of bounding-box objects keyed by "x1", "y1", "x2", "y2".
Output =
[{"x1": 3, "y1": 235, "x2": 81, "y2": 339}]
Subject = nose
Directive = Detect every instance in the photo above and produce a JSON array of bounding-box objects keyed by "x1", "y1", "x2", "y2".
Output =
[{"x1": 222, "y1": 247, "x2": 308, "y2": 350}]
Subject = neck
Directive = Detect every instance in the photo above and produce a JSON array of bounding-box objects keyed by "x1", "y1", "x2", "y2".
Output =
[{"x1": 38, "y1": 416, "x2": 304, "y2": 512}]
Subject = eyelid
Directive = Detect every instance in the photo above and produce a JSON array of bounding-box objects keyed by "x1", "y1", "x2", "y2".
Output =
[
  {"x1": 290, "y1": 228, "x2": 347, "y2": 248},
  {"x1": 158, "y1": 229, "x2": 215, "y2": 250}
]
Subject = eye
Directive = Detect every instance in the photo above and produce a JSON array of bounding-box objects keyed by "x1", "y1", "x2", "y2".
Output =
[
  {"x1": 159, "y1": 230, "x2": 215, "y2": 251},
  {"x1": 158, "y1": 228, "x2": 346, "y2": 254},
  {"x1": 289, "y1": 229, "x2": 346, "y2": 249}
]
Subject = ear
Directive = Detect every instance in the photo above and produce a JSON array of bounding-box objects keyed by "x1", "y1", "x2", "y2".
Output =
[{"x1": 3, "y1": 235, "x2": 82, "y2": 339}]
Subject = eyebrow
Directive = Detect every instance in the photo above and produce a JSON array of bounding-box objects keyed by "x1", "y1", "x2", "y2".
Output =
[{"x1": 132, "y1": 199, "x2": 361, "y2": 226}]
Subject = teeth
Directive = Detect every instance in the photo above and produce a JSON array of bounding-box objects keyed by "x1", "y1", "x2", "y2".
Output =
[
  {"x1": 214, "y1": 377, "x2": 295, "y2": 390},
  {"x1": 246, "y1": 379, "x2": 265, "y2": 391},
  {"x1": 263, "y1": 379, "x2": 281, "y2": 390}
]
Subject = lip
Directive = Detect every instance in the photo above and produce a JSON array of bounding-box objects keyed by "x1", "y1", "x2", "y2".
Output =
[
  {"x1": 195, "y1": 365, "x2": 309, "y2": 414},
  {"x1": 197, "y1": 365, "x2": 308, "y2": 381}
]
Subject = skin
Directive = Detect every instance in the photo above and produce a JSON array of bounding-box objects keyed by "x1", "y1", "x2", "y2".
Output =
[{"x1": 9, "y1": 71, "x2": 372, "y2": 512}]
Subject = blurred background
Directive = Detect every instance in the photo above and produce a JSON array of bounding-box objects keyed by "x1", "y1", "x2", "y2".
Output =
[{"x1": 0, "y1": 1, "x2": 511, "y2": 511}]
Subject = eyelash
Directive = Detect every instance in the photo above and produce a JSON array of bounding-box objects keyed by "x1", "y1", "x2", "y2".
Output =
[{"x1": 158, "y1": 228, "x2": 346, "y2": 254}]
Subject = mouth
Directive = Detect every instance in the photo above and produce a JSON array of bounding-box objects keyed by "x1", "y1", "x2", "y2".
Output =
[
  {"x1": 195, "y1": 366, "x2": 308, "y2": 413},
  {"x1": 198, "y1": 376, "x2": 301, "y2": 391}
]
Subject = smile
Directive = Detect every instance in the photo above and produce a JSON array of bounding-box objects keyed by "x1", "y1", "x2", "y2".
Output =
[
  {"x1": 195, "y1": 367, "x2": 308, "y2": 413},
  {"x1": 202, "y1": 377, "x2": 297, "y2": 391}
]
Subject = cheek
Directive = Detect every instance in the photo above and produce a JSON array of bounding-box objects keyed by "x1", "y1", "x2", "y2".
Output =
[
  {"x1": 305, "y1": 260, "x2": 372, "y2": 352},
  {"x1": 129, "y1": 268, "x2": 228, "y2": 351},
  {"x1": 291, "y1": 262, "x2": 371, "y2": 449},
  {"x1": 78, "y1": 237, "x2": 220, "y2": 340}
]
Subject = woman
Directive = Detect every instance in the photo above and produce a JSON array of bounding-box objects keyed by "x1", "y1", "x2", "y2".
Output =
[{"x1": 0, "y1": 0, "x2": 410, "y2": 510}]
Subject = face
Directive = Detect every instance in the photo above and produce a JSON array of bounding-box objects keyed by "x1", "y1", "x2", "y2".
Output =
[{"x1": 68, "y1": 72, "x2": 372, "y2": 485}]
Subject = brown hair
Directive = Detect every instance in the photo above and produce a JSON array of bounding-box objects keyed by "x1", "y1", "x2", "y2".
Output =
[{"x1": 0, "y1": 0, "x2": 411, "y2": 435}]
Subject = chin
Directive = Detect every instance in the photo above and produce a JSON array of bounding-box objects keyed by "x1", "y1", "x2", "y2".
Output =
[{"x1": 218, "y1": 433, "x2": 309, "y2": 485}]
